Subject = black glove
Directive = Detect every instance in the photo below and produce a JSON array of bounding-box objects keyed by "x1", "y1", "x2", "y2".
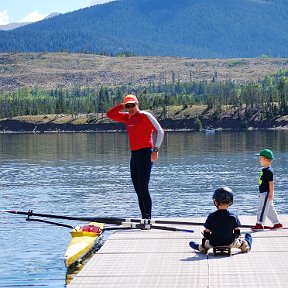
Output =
[
  {"x1": 233, "y1": 229, "x2": 241, "y2": 239},
  {"x1": 203, "y1": 230, "x2": 211, "y2": 239}
]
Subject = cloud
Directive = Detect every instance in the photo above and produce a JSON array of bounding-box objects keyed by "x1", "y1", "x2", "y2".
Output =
[
  {"x1": 19, "y1": 11, "x2": 48, "y2": 23},
  {"x1": 0, "y1": 9, "x2": 9, "y2": 25}
]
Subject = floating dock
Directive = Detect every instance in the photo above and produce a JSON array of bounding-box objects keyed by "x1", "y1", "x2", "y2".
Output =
[{"x1": 68, "y1": 215, "x2": 288, "y2": 288}]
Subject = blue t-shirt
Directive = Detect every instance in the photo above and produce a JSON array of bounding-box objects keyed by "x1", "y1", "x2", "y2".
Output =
[{"x1": 204, "y1": 209, "x2": 241, "y2": 246}]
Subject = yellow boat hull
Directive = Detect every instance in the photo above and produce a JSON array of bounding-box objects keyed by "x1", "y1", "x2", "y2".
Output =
[{"x1": 64, "y1": 222, "x2": 104, "y2": 268}]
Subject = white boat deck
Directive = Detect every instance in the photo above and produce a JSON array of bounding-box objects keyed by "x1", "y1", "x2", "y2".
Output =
[{"x1": 67, "y1": 215, "x2": 288, "y2": 288}]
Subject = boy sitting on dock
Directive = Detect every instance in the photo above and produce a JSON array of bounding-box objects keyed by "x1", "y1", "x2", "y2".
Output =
[{"x1": 189, "y1": 187, "x2": 252, "y2": 254}]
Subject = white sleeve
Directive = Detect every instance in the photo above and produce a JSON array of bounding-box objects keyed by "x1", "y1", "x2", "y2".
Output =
[{"x1": 143, "y1": 111, "x2": 164, "y2": 148}]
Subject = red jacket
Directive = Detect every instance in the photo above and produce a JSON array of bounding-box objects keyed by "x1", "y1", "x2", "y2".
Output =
[{"x1": 106, "y1": 104, "x2": 164, "y2": 151}]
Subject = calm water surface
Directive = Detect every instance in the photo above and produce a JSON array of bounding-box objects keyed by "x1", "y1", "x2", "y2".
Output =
[{"x1": 0, "y1": 131, "x2": 287, "y2": 287}]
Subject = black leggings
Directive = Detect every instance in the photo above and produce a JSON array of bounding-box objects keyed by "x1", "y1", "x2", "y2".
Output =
[{"x1": 130, "y1": 148, "x2": 153, "y2": 219}]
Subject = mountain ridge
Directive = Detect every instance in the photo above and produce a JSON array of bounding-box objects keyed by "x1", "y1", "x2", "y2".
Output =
[{"x1": 0, "y1": 0, "x2": 287, "y2": 58}]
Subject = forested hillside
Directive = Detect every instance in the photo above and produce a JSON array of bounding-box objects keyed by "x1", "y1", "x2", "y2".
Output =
[
  {"x1": 0, "y1": 0, "x2": 287, "y2": 58},
  {"x1": 1, "y1": 69, "x2": 287, "y2": 121},
  {"x1": 1, "y1": 53, "x2": 287, "y2": 129}
]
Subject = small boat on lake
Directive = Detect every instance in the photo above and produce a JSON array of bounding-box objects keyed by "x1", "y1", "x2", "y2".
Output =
[
  {"x1": 64, "y1": 222, "x2": 104, "y2": 268},
  {"x1": 201, "y1": 128, "x2": 216, "y2": 134}
]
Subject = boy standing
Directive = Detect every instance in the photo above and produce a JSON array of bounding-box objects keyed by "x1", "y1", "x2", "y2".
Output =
[
  {"x1": 252, "y1": 149, "x2": 283, "y2": 230},
  {"x1": 189, "y1": 187, "x2": 252, "y2": 254}
]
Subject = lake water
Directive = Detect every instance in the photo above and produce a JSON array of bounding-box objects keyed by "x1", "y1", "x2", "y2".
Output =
[{"x1": 0, "y1": 131, "x2": 287, "y2": 287}]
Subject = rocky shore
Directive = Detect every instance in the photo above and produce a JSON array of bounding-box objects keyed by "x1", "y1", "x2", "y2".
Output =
[{"x1": 1, "y1": 113, "x2": 287, "y2": 134}]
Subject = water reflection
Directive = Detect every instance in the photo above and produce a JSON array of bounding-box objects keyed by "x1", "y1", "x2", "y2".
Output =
[{"x1": 0, "y1": 130, "x2": 287, "y2": 287}]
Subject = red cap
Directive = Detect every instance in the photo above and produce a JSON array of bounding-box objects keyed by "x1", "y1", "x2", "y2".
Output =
[{"x1": 123, "y1": 94, "x2": 138, "y2": 104}]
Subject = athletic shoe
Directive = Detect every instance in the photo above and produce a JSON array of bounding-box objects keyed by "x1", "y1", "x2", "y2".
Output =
[
  {"x1": 251, "y1": 223, "x2": 264, "y2": 231},
  {"x1": 244, "y1": 233, "x2": 252, "y2": 249},
  {"x1": 189, "y1": 241, "x2": 199, "y2": 251},
  {"x1": 272, "y1": 223, "x2": 283, "y2": 229}
]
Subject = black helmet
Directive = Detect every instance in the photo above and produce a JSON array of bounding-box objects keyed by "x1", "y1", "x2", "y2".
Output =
[{"x1": 213, "y1": 187, "x2": 233, "y2": 206}]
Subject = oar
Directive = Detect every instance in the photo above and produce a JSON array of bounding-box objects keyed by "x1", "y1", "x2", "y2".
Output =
[
  {"x1": 26, "y1": 217, "x2": 74, "y2": 229},
  {"x1": 1, "y1": 210, "x2": 130, "y2": 225},
  {"x1": 125, "y1": 218, "x2": 254, "y2": 229},
  {"x1": 1, "y1": 210, "x2": 196, "y2": 226},
  {"x1": 0, "y1": 210, "x2": 253, "y2": 229},
  {"x1": 150, "y1": 225, "x2": 194, "y2": 233},
  {"x1": 26, "y1": 218, "x2": 194, "y2": 233},
  {"x1": 103, "y1": 226, "x2": 137, "y2": 231},
  {"x1": 105, "y1": 221, "x2": 194, "y2": 233},
  {"x1": 2, "y1": 210, "x2": 194, "y2": 233},
  {"x1": 140, "y1": 219, "x2": 255, "y2": 229}
]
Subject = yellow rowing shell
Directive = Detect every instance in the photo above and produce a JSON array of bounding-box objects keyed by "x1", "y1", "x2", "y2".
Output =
[{"x1": 64, "y1": 222, "x2": 104, "y2": 268}]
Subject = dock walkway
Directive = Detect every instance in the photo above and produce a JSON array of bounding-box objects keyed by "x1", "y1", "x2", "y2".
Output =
[{"x1": 68, "y1": 215, "x2": 288, "y2": 288}]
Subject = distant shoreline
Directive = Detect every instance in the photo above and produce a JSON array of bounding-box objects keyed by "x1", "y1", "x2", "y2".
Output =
[{"x1": 1, "y1": 118, "x2": 287, "y2": 134}]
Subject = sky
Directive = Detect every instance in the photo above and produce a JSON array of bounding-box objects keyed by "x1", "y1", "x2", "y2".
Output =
[{"x1": 0, "y1": 0, "x2": 114, "y2": 25}]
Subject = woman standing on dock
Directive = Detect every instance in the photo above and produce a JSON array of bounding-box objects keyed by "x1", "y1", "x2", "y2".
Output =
[{"x1": 106, "y1": 94, "x2": 164, "y2": 219}]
